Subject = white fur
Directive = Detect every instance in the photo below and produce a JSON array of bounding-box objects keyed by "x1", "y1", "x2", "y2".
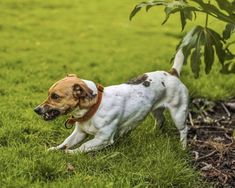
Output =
[
  {"x1": 49, "y1": 50, "x2": 189, "y2": 153},
  {"x1": 172, "y1": 49, "x2": 184, "y2": 76}
]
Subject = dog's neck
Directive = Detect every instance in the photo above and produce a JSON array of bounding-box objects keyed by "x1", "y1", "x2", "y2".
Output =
[{"x1": 71, "y1": 79, "x2": 98, "y2": 118}]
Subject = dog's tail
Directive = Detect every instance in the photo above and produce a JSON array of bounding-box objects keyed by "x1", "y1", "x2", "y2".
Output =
[{"x1": 169, "y1": 49, "x2": 184, "y2": 78}]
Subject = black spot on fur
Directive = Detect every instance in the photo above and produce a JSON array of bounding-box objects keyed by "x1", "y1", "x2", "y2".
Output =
[
  {"x1": 143, "y1": 81, "x2": 150, "y2": 87},
  {"x1": 163, "y1": 73, "x2": 167, "y2": 76},
  {"x1": 161, "y1": 82, "x2": 165, "y2": 87},
  {"x1": 126, "y1": 74, "x2": 148, "y2": 85}
]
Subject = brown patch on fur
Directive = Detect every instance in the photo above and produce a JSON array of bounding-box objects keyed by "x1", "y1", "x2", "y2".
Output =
[
  {"x1": 60, "y1": 145, "x2": 67, "y2": 150},
  {"x1": 40, "y1": 74, "x2": 98, "y2": 114},
  {"x1": 168, "y1": 68, "x2": 179, "y2": 78},
  {"x1": 72, "y1": 82, "x2": 96, "y2": 108},
  {"x1": 126, "y1": 74, "x2": 148, "y2": 85}
]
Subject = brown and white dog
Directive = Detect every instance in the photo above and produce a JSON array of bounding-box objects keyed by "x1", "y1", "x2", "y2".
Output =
[{"x1": 34, "y1": 49, "x2": 188, "y2": 153}]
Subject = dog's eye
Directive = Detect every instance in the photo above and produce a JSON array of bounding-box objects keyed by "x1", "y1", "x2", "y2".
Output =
[{"x1": 51, "y1": 93, "x2": 60, "y2": 100}]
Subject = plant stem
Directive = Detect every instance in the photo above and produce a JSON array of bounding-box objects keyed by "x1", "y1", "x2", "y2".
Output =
[
  {"x1": 205, "y1": 13, "x2": 208, "y2": 28},
  {"x1": 205, "y1": 0, "x2": 210, "y2": 28}
]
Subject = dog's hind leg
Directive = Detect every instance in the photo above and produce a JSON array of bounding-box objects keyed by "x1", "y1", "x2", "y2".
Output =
[
  {"x1": 152, "y1": 107, "x2": 165, "y2": 129},
  {"x1": 48, "y1": 123, "x2": 87, "y2": 151},
  {"x1": 168, "y1": 104, "x2": 188, "y2": 149}
]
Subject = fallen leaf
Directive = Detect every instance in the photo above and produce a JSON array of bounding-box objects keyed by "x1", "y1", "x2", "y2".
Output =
[{"x1": 67, "y1": 163, "x2": 75, "y2": 172}]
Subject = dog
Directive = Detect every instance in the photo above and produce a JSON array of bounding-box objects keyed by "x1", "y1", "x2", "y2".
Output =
[{"x1": 34, "y1": 49, "x2": 188, "y2": 153}]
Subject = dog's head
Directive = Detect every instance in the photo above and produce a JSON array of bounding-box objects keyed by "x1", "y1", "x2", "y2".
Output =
[{"x1": 34, "y1": 74, "x2": 97, "y2": 121}]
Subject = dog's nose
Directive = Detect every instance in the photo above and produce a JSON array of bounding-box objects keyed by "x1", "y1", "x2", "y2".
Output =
[{"x1": 34, "y1": 106, "x2": 43, "y2": 115}]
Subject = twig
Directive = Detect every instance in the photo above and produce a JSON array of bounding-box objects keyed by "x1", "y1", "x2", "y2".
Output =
[
  {"x1": 224, "y1": 133, "x2": 233, "y2": 142},
  {"x1": 196, "y1": 150, "x2": 217, "y2": 161},
  {"x1": 192, "y1": 151, "x2": 199, "y2": 160},
  {"x1": 190, "y1": 125, "x2": 233, "y2": 133},
  {"x1": 221, "y1": 103, "x2": 231, "y2": 118},
  {"x1": 205, "y1": 0, "x2": 210, "y2": 28},
  {"x1": 201, "y1": 162, "x2": 228, "y2": 184},
  {"x1": 215, "y1": 121, "x2": 221, "y2": 127},
  {"x1": 188, "y1": 112, "x2": 195, "y2": 127},
  {"x1": 224, "y1": 133, "x2": 234, "y2": 147},
  {"x1": 214, "y1": 116, "x2": 226, "y2": 123}
]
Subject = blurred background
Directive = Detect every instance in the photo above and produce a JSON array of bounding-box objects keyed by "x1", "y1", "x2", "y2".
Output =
[{"x1": 0, "y1": 0, "x2": 234, "y2": 101}]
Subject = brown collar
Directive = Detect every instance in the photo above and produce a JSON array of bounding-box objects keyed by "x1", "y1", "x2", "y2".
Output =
[{"x1": 65, "y1": 84, "x2": 104, "y2": 129}]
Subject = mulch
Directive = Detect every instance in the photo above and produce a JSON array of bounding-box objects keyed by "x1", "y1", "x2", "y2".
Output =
[{"x1": 187, "y1": 97, "x2": 235, "y2": 187}]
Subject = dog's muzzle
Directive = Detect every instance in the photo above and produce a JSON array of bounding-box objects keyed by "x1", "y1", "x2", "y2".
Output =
[{"x1": 34, "y1": 106, "x2": 61, "y2": 121}]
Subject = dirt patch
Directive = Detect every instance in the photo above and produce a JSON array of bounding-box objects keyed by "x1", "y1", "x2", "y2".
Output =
[{"x1": 187, "y1": 97, "x2": 235, "y2": 187}]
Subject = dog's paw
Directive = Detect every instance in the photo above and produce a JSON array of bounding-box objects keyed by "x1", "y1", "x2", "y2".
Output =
[
  {"x1": 65, "y1": 149, "x2": 73, "y2": 154},
  {"x1": 48, "y1": 145, "x2": 67, "y2": 152},
  {"x1": 65, "y1": 149, "x2": 80, "y2": 154}
]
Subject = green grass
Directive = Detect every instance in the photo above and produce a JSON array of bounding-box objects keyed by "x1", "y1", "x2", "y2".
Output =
[{"x1": 0, "y1": 0, "x2": 234, "y2": 187}]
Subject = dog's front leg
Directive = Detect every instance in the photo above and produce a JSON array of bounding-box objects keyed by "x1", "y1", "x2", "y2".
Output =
[
  {"x1": 48, "y1": 123, "x2": 87, "y2": 151},
  {"x1": 66, "y1": 118, "x2": 117, "y2": 154},
  {"x1": 66, "y1": 137, "x2": 109, "y2": 154},
  {"x1": 66, "y1": 129, "x2": 115, "y2": 154}
]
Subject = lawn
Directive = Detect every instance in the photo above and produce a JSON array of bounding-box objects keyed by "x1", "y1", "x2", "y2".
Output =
[{"x1": 0, "y1": 0, "x2": 234, "y2": 187}]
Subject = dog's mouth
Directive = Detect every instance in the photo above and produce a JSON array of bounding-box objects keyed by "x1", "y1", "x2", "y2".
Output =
[{"x1": 42, "y1": 109, "x2": 61, "y2": 121}]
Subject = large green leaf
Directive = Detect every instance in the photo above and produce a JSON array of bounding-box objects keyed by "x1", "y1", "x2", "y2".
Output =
[
  {"x1": 130, "y1": 0, "x2": 235, "y2": 28},
  {"x1": 206, "y1": 28, "x2": 225, "y2": 65},
  {"x1": 129, "y1": 1, "x2": 167, "y2": 21},
  {"x1": 173, "y1": 26, "x2": 204, "y2": 77},
  {"x1": 177, "y1": 26, "x2": 203, "y2": 64},
  {"x1": 175, "y1": 26, "x2": 231, "y2": 77},
  {"x1": 191, "y1": 0, "x2": 235, "y2": 24},
  {"x1": 180, "y1": 8, "x2": 195, "y2": 31},
  {"x1": 223, "y1": 23, "x2": 235, "y2": 40},
  {"x1": 146, "y1": 0, "x2": 168, "y2": 12},
  {"x1": 130, "y1": 0, "x2": 235, "y2": 77},
  {"x1": 162, "y1": 1, "x2": 197, "y2": 29},
  {"x1": 215, "y1": 0, "x2": 235, "y2": 15},
  {"x1": 221, "y1": 60, "x2": 235, "y2": 74},
  {"x1": 190, "y1": 29, "x2": 203, "y2": 78},
  {"x1": 130, "y1": 0, "x2": 198, "y2": 30},
  {"x1": 204, "y1": 29, "x2": 214, "y2": 74}
]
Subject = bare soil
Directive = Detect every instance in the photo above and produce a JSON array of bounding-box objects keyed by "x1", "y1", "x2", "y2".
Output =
[{"x1": 187, "y1": 98, "x2": 235, "y2": 187}]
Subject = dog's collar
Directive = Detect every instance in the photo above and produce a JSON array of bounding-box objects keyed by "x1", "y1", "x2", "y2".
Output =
[{"x1": 64, "y1": 84, "x2": 104, "y2": 129}]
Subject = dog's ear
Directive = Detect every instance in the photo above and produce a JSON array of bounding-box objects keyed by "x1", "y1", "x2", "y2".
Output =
[
  {"x1": 72, "y1": 83, "x2": 97, "y2": 108},
  {"x1": 72, "y1": 84, "x2": 83, "y2": 99}
]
